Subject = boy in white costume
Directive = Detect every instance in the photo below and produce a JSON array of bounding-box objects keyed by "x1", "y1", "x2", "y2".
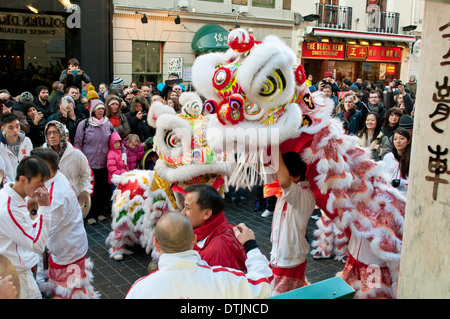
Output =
[
  {"x1": 265, "y1": 149, "x2": 316, "y2": 296},
  {"x1": 126, "y1": 212, "x2": 273, "y2": 299},
  {"x1": 0, "y1": 113, "x2": 33, "y2": 184},
  {"x1": 31, "y1": 148, "x2": 100, "y2": 299},
  {"x1": 0, "y1": 156, "x2": 51, "y2": 299}
]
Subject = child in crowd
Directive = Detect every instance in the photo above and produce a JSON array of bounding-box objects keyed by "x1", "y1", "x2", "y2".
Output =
[
  {"x1": 123, "y1": 134, "x2": 144, "y2": 171},
  {"x1": 98, "y1": 83, "x2": 108, "y2": 101},
  {"x1": 106, "y1": 132, "x2": 127, "y2": 192},
  {"x1": 59, "y1": 58, "x2": 91, "y2": 91}
]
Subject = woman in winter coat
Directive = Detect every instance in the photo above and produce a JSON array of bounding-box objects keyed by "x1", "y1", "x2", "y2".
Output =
[
  {"x1": 105, "y1": 94, "x2": 131, "y2": 140},
  {"x1": 74, "y1": 99, "x2": 116, "y2": 224},
  {"x1": 43, "y1": 120, "x2": 93, "y2": 217},
  {"x1": 357, "y1": 112, "x2": 386, "y2": 162},
  {"x1": 334, "y1": 92, "x2": 364, "y2": 135},
  {"x1": 381, "y1": 107, "x2": 403, "y2": 138},
  {"x1": 382, "y1": 128, "x2": 411, "y2": 196},
  {"x1": 125, "y1": 95, "x2": 155, "y2": 142}
]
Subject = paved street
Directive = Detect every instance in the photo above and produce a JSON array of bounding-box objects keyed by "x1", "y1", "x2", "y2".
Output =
[{"x1": 85, "y1": 190, "x2": 345, "y2": 299}]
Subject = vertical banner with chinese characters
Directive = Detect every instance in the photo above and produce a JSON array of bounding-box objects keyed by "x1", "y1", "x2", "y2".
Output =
[{"x1": 398, "y1": 0, "x2": 450, "y2": 298}]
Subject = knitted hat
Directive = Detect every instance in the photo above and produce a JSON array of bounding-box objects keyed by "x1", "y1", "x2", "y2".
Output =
[
  {"x1": 35, "y1": 85, "x2": 48, "y2": 96},
  {"x1": 399, "y1": 115, "x2": 414, "y2": 129},
  {"x1": 19, "y1": 91, "x2": 34, "y2": 104},
  {"x1": 61, "y1": 95, "x2": 75, "y2": 106},
  {"x1": 91, "y1": 99, "x2": 105, "y2": 112},
  {"x1": 111, "y1": 77, "x2": 124, "y2": 88},
  {"x1": 22, "y1": 102, "x2": 36, "y2": 115},
  {"x1": 105, "y1": 94, "x2": 121, "y2": 106},
  {"x1": 349, "y1": 85, "x2": 358, "y2": 93},
  {"x1": 86, "y1": 85, "x2": 99, "y2": 101},
  {"x1": 323, "y1": 71, "x2": 334, "y2": 79}
]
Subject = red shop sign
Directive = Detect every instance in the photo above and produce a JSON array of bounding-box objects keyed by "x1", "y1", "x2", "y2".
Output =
[
  {"x1": 346, "y1": 45, "x2": 368, "y2": 59},
  {"x1": 302, "y1": 42, "x2": 345, "y2": 59},
  {"x1": 367, "y1": 46, "x2": 403, "y2": 62}
]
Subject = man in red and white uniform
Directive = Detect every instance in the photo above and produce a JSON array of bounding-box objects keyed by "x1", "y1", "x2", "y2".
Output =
[
  {"x1": 126, "y1": 212, "x2": 273, "y2": 299},
  {"x1": 0, "y1": 156, "x2": 51, "y2": 299}
]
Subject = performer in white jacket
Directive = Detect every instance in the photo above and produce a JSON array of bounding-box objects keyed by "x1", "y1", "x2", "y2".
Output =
[
  {"x1": 30, "y1": 148, "x2": 100, "y2": 299},
  {"x1": 0, "y1": 113, "x2": 33, "y2": 185},
  {"x1": 126, "y1": 212, "x2": 273, "y2": 299},
  {"x1": 0, "y1": 156, "x2": 51, "y2": 299}
]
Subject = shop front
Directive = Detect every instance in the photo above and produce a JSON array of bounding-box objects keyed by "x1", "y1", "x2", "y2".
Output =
[
  {"x1": 0, "y1": 0, "x2": 112, "y2": 96},
  {"x1": 301, "y1": 40, "x2": 404, "y2": 86}
]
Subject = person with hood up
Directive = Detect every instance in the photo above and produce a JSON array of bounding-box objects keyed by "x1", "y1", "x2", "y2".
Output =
[
  {"x1": 74, "y1": 99, "x2": 116, "y2": 224},
  {"x1": 404, "y1": 75, "x2": 417, "y2": 98},
  {"x1": 43, "y1": 120, "x2": 93, "y2": 218},
  {"x1": 125, "y1": 95, "x2": 155, "y2": 142},
  {"x1": 22, "y1": 102, "x2": 45, "y2": 147},
  {"x1": 106, "y1": 131, "x2": 127, "y2": 192},
  {"x1": 105, "y1": 94, "x2": 130, "y2": 140}
]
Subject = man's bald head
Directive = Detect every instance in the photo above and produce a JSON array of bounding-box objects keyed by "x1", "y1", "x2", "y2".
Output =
[{"x1": 155, "y1": 212, "x2": 194, "y2": 254}]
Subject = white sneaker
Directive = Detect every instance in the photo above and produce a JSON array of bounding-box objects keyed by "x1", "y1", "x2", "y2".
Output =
[
  {"x1": 261, "y1": 209, "x2": 273, "y2": 218},
  {"x1": 113, "y1": 254, "x2": 123, "y2": 261},
  {"x1": 97, "y1": 215, "x2": 107, "y2": 222},
  {"x1": 87, "y1": 218, "x2": 97, "y2": 225}
]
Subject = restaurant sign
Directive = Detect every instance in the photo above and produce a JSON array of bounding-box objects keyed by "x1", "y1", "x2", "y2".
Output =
[{"x1": 302, "y1": 42, "x2": 402, "y2": 62}]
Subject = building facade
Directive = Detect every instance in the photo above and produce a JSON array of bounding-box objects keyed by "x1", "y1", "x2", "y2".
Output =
[
  {"x1": 0, "y1": 0, "x2": 424, "y2": 96},
  {"x1": 292, "y1": 0, "x2": 424, "y2": 86},
  {"x1": 0, "y1": 0, "x2": 113, "y2": 96},
  {"x1": 112, "y1": 0, "x2": 297, "y2": 89}
]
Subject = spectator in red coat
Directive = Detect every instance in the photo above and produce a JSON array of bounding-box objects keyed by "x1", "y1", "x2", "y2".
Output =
[{"x1": 181, "y1": 184, "x2": 247, "y2": 272}]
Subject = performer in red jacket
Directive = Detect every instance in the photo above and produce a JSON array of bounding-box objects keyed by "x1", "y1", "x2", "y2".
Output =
[{"x1": 181, "y1": 184, "x2": 247, "y2": 272}]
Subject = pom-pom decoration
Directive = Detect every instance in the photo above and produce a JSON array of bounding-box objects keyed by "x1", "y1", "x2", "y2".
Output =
[
  {"x1": 204, "y1": 99, "x2": 218, "y2": 114},
  {"x1": 228, "y1": 28, "x2": 255, "y2": 53},
  {"x1": 294, "y1": 64, "x2": 306, "y2": 86}
]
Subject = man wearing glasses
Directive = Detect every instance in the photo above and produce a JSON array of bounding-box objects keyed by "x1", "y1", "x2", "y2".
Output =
[{"x1": 367, "y1": 90, "x2": 386, "y2": 119}]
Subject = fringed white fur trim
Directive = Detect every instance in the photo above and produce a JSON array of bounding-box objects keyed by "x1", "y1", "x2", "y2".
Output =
[
  {"x1": 40, "y1": 258, "x2": 101, "y2": 299},
  {"x1": 206, "y1": 102, "x2": 302, "y2": 153},
  {"x1": 147, "y1": 101, "x2": 176, "y2": 128},
  {"x1": 154, "y1": 159, "x2": 231, "y2": 184}
]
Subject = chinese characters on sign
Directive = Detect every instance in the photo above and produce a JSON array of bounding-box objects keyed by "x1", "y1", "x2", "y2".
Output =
[
  {"x1": 425, "y1": 24, "x2": 450, "y2": 200},
  {"x1": 439, "y1": 22, "x2": 450, "y2": 66}
]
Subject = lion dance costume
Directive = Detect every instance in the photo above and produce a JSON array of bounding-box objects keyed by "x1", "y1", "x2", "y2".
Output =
[
  {"x1": 105, "y1": 93, "x2": 230, "y2": 261},
  {"x1": 190, "y1": 28, "x2": 405, "y2": 299}
]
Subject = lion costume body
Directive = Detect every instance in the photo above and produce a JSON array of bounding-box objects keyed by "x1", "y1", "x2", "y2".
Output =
[{"x1": 191, "y1": 28, "x2": 405, "y2": 298}]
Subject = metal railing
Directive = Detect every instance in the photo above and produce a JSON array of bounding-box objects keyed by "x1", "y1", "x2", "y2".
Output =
[
  {"x1": 367, "y1": 11, "x2": 400, "y2": 34},
  {"x1": 316, "y1": 3, "x2": 352, "y2": 30}
]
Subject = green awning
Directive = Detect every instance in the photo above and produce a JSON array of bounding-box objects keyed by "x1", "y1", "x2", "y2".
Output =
[{"x1": 191, "y1": 24, "x2": 229, "y2": 54}]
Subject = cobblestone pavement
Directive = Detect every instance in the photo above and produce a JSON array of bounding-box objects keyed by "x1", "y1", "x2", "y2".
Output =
[{"x1": 85, "y1": 191, "x2": 345, "y2": 299}]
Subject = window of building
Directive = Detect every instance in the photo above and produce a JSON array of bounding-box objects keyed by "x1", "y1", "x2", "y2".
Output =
[
  {"x1": 132, "y1": 41, "x2": 162, "y2": 87},
  {"x1": 232, "y1": 0, "x2": 248, "y2": 4},
  {"x1": 253, "y1": 0, "x2": 275, "y2": 9}
]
